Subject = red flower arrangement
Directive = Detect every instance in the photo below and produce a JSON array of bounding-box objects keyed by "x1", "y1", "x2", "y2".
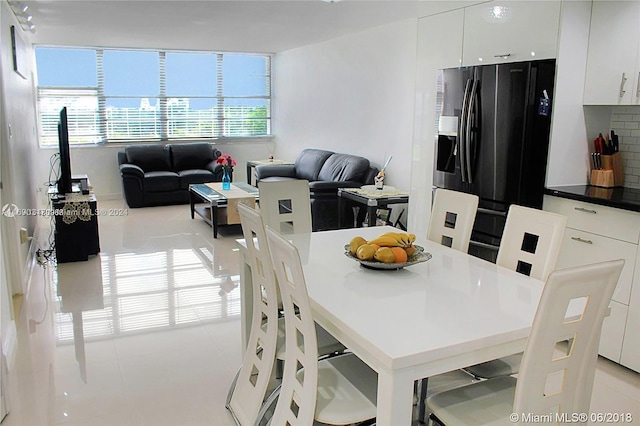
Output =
[{"x1": 216, "y1": 153, "x2": 237, "y2": 170}]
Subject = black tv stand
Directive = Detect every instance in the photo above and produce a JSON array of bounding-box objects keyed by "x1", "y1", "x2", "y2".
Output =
[{"x1": 50, "y1": 179, "x2": 100, "y2": 263}]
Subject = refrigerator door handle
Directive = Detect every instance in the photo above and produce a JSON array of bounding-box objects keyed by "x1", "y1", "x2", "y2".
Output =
[
  {"x1": 466, "y1": 78, "x2": 479, "y2": 183},
  {"x1": 460, "y1": 79, "x2": 472, "y2": 183}
]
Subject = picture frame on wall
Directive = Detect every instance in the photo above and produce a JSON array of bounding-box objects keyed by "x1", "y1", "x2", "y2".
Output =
[{"x1": 10, "y1": 25, "x2": 27, "y2": 79}]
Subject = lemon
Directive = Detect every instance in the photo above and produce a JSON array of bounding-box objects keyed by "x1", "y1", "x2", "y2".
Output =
[
  {"x1": 349, "y1": 236, "x2": 368, "y2": 255},
  {"x1": 356, "y1": 244, "x2": 376, "y2": 261},
  {"x1": 374, "y1": 247, "x2": 395, "y2": 263}
]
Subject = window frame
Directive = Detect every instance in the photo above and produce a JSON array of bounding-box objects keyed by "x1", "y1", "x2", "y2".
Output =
[{"x1": 35, "y1": 46, "x2": 273, "y2": 147}]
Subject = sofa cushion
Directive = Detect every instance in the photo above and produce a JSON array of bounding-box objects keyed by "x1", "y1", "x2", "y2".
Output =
[
  {"x1": 294, "y1": 149, "x2": 334, "y2": 182},
  {"x1": 171, "y1": 143, "x2": 216, "y2": 171},
  {"x1": 144, "y1": 171, "x2": 180, "y2": 192},
  {"x1": 126, "y1": 144, "x2": 171, "y2": 172},
  {"x1": 317, "y1": 153, "x2": 370, "y2": 182},
  {"x1": 178, "y1": 169, "x2": 216, "y2": 189}
]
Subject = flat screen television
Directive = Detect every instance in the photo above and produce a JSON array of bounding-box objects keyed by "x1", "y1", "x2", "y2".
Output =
[{"x1": 57, "y1": 107, "x2": 73, "y2": 195}]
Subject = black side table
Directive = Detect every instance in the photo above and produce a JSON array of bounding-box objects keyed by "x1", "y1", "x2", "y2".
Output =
[{"x1": 338, "y1": 186, "x2": 409, "y2": 228}]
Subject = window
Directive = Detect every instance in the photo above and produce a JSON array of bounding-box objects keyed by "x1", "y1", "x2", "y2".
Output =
[{"x1": 36, "y1": 47, "x2": 272, "y2": 145}]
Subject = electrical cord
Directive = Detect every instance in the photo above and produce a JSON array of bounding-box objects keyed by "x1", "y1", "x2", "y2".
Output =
[{"x1": 35, "y1": 152, "x2": 63, "y2": 266}]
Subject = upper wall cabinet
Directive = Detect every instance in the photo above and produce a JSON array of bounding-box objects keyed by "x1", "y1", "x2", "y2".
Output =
[
  {"x1": 418, "y1": 8, "x2": 464, "y2": 70},
  {"x1": 462, "y1": 1, "x2": 561, "y2": 66},
  {"x1": 583, "y1": 1, "x2": 640, "y2": 105}
]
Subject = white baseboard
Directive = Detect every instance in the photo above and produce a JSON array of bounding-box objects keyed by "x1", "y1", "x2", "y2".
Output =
[
  {"x1": 1, "y1": 320, "x2": 17, "y2": 371},
  {"x1": 96, "y1": 193, "x2": 124, "y2": 201}
]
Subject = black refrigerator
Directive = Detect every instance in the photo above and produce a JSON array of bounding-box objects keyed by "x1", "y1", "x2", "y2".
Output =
[{"x1": 433, "y1": 59, "x2": 556, "y2": 262}]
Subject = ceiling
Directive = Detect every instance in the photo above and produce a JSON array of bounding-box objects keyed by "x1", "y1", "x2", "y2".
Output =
[{"x1": 21, "y1": 0, "x2": 460, "y2": 53}]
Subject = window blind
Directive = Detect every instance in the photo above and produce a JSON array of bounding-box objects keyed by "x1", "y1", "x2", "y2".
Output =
[{"x1": 36, "y1": 47, "x2": 272, "y2": 146}]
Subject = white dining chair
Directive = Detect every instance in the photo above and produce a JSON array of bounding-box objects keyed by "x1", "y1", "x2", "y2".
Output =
[
  {"x1": 464, "y1": 204, "x2": 568, "y2": 379},
  {"x1": 226, "y1": 203, "x2": 280, "y2": 425},
  {"x1": 427, "y1": 188, "x2": 479, "y2": 252},
  {"x1": 258, "y1": 180, "x2": 312, "y2": 234},
  {"x1": 265, "y1": 226, "x2": 378, "y2": 425},
  {"x1": 419, "y1": 188, "x2": 480, "y2": 421},
  {"x1": 227, "y1": 204, "x2": 344, "y2": 425},
  {"x1": 426, "y1": 259, "x2": 624, "y2": 426}
]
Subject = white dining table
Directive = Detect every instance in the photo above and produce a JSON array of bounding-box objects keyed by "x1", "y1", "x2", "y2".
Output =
[{"x1": 236, "y1": 225, "x2": 551, "y2": 425}]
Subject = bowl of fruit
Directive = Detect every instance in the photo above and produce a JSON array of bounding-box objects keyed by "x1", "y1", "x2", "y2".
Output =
[{"x1": 345, "y1": 232, "x2": 432, "y2": 270}]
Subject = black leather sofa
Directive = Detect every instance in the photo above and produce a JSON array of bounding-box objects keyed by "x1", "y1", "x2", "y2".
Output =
[
  {"x1": 118, "y1": 142, "x2": 225, "y2": 208},
  {"x1": 255, "y1": 148, "x2": 378, "y2": 231}
]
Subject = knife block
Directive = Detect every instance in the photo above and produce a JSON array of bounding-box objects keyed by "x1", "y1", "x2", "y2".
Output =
[
  {"x1": 601, "y1": 152, "x2": 624, "y2": 186},
  {"x1": 590, "y1": 169, "x2": 615, "y2": 188}
]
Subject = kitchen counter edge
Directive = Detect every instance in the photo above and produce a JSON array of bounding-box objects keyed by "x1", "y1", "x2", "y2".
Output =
[{"x1": 544, "y1": 185, "x2": 640, "y2": 213}]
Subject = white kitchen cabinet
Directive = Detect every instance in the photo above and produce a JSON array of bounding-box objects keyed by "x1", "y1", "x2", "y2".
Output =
[
  {"x1": 599, "y1": 301, "x2": 629, "y2": 364},
  {"x1": 556, "y1": 228, "x2": 637, "y2": 306},
  {"x1": 541, "y1": 197, "x2": 640, "y2": 244},
  {"x1": 544, "y1": 195, "x2": 639, "y2": 370},
  {"x1": 620, "y1": 247, "x2": 640, "y2": 372},
  {"x1": 583, "y1": 1, "x2": 640, "y2": 105},
  {"x1": 417, "y1": 8, "x2": 464, "y2": 70},
  {"x1": 462, "y1": 0, "x2": 561, "y2": 66}
]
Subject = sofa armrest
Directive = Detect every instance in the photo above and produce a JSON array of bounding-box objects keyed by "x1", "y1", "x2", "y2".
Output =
[
  {"x1": 120, "y1": 163, "x2": 144, "y2": 179},
  {"x1": 205, "y1": 160, "x2": 224, "y2": 180},
  {"x1": 363, "y1": 167, "x2": 379, "y2": 185},
  {"x1": 255, "y1": 164, "x2": 297, "y2": 180},
  {"x1": 117, "y1": 151, "x2": 128, "y2": 166}
]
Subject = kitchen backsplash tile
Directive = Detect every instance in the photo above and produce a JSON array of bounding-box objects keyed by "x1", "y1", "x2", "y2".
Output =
[{"x1": 610, "y1": 106, "x2": 640, "y2": 189}]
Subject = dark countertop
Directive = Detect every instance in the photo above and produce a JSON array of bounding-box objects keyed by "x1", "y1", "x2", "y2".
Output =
[{"x1": 545, "y1": 185, "x2": 640, "y2": 213}]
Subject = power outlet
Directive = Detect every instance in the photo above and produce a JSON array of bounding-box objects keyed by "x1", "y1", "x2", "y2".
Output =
[{"x1": 20, "y1": 228, "x2": 30, "y2": 244}]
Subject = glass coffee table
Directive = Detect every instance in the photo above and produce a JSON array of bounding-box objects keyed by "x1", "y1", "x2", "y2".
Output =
[{"x1": 189, "y1": 182, "x2": 259, "y2": 238}]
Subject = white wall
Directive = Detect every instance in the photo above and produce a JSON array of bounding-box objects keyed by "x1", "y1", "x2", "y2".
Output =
[
  {"x1": 273, "y1": 19, "x2": 418, "y2": 193},
  {"x1": 1, "y1": 0, "x2": 41, "y2": 387},
  {"x1": 1, "y1": 2, "x2": 39, "y2": 296},
  {"x1": 29, "y1": 18, "x2": 418, "y2": 204}
]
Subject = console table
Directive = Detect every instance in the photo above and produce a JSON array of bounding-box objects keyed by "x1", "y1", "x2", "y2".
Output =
[
  {"x1": 338, "y1": 185, "x2": 409, "y2": 228},
  {"x1": 51, "y1": 192, "x2": 100, "y2": 263}
]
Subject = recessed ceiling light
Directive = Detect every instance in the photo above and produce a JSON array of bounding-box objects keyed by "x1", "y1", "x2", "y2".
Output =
[{"x1": 486, "y1": 4, "x2": 512, "y2": 23}]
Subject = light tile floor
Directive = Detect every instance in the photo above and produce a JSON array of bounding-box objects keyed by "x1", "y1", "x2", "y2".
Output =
[{"x1": 3, "y1": 200, "x2": 639, "y2": 426}]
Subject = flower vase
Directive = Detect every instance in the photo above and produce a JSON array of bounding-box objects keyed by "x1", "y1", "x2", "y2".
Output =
[{"x1": 222, "y1": 168, "x2": 231, "y2": 190}]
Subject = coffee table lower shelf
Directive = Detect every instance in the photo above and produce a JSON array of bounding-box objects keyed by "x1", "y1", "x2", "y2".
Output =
[{"x1": 192, "y1": 200, "x2": 239, "y2": 239}]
